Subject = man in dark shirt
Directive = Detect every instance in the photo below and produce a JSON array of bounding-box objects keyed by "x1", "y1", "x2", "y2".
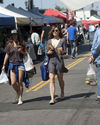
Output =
[{"x1": 41, "y1": 22, "x2": 51, "y2": 53}]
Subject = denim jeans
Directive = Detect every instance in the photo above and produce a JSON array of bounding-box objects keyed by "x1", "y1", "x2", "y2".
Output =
[
  {"x1": 97, "y1": 65, "x2": 100, "y2": 97},
  {"x1": 44, "y1": 40, "x2": 48, "y2": 53},
  {"x1": 70, "y1": 40, "x2": 76, "y2": 57}
]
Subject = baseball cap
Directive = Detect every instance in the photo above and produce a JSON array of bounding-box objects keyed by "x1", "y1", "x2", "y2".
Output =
[{"x1": 11, "y1": 29, "x2": 18, "y2": 34}]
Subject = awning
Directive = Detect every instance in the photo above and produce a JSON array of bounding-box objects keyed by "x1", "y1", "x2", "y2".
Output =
[
  {"x1": 0, "y1": 6, "x2": 30, "y2": 25},
  {"x1": 82, "y1": 20, "x2": 100, "y2": 24},
  {"x1": 88, "y1": 15, "x2": 100, "y2": 21},
  {"x1": 44, "y1": 8, "x2": 66, "y2": 22},
  {"x1": 0, "y1": 13, "x2": 15, "y2": 26},
  {"x1": 59, "y1": 0, "x2": 100, "y2": 10},
  {"x1": 6, "y1": 5, "x2": 44, "y2": 26},
  {"x1": 19, "y1": 7, "x2": 44, "y2": 26},
  {"x1": 33, "y1": 10, "x2": 63, "y2": 24}
]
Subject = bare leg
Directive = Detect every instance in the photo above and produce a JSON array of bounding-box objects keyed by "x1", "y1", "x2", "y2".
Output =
[
  {"x1": 57, "y1": 74, "x2": 64, "y2": 98},
  {"x1": 66, "y1": 48, "x2": 68, "y2": 56},
  {"x1": 49, "y1": 73, "x2": 55, "y2": 104},
  {"x1": 18, "y1": 70, "x2": 24, "y2": 104},
  {"x1": 10, "y1": 70, "x2": 19, "y2": 96}
]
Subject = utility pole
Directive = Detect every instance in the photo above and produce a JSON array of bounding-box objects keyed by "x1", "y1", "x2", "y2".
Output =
[{"x1": 28, "y1": 0, "x2": 34, "y2": 11}]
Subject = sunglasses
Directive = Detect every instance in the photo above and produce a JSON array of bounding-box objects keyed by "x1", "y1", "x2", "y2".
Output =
[{"x1": 53, "y1": 29, "x2": 59, "y2": 32}]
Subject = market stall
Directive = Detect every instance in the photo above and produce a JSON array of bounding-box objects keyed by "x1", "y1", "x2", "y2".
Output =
[{"x1": 0, "y1": 13, "x2": 15, "y2": 26}]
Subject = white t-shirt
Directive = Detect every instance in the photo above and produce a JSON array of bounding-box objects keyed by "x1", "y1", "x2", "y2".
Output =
[{"x1": 48, "y1": 39, "x2": 60, "y2": 48}]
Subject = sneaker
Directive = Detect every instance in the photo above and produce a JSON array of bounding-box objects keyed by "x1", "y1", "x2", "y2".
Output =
[
  {"x1": 18, "y1": 98, "x2": 23, "y2": 105},
  {"x1": 72, "y1": 56, "x2": 75, "y2": 59}
]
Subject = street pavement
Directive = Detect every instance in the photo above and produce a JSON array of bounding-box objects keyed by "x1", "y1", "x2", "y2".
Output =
[{"x1": 0, "y1": 43, "x2": 100, "y2": 125}]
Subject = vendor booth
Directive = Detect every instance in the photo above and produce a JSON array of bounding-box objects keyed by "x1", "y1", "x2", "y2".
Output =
[
  {"x1": 44, "y1": 8, "x2": 66, "y2": 22},
  {"x1": 0, "y1": 6, "x2": 30, "y2": 25},
  {"x1": 6, "y1": 5, "x2": 44, "y2": 26},
  {"x1": 0, "y1": 13, "x2": 15, "y2": 26}
]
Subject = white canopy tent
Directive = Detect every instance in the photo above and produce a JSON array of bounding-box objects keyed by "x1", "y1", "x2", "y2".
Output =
[
  {"x1": 88, "y1": 15, "x2": 100, "y2": 20},
  {"x1": 59, "y1": 0, "x2": 100, "y2": 10},
  {"x1": 0, "y1": 6, "x2": 30, "y2": 25}
]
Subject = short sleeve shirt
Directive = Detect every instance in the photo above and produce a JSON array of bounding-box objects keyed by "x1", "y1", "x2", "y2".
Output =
[
  {"x1": 5, "y1": 46, "x2": 24, "y2": 64},
  {"x1": 67, "y1": 26, "x2": 77, "y2": 41},
  {"x1": 42, "y1": 26, "x2": 51, "y2": 41}
]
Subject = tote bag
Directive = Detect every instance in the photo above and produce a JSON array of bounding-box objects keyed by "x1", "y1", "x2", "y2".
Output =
[
  {"x1": 40, "y1": 56, "x2": 49, "y2": 81},
  {"x1": 24, "y1": 53, "x2": 34, "y2": 71},
  {"x1": 0, "y1": 71, "x2": 9, "y2": 84}
]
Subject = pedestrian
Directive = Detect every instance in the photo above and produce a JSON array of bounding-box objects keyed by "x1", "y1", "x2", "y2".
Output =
[
  {"x1": 31, "y1": 31, "x2": 40, "y2": 60},
  {"x1": 61, "y1": 24, "x2": 69, "y2": 56},
  {"x1": 89, "y1": 24, "x2": 100, "y2": 102},
  {"x1": 67, "y1": 22, "x2": 78, "y2": 59},
  {"x1": 88, "y1": 24, "x2": 95, "y2": 45},
  {"x1": 2, "y1": 29, "x2": 29, "y2": 105},
  {"x1": 46, "y1": 26, "x2": 66, "y2": 104},
  {"x1": 41, "y1": 21, "x2": 51, "y2": 53}
]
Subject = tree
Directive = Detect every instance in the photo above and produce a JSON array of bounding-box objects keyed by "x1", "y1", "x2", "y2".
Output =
[
  {"x1": 55, "y1": 5, "x2": 62, "y2": 11},
  {"x1": 0, "y1": 0, "x2": 3, "y2": 3},
  {"x1": 55, "y1": 5, "x2": 65, "y2": 11}
]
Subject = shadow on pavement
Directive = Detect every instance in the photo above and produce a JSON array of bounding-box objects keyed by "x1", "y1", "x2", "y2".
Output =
[
  {"x1": 23, "y1": 95, "x2": 58, "y2": 104},
  {"x1": 23, "y1": 92, "x2": 95, "y2": 104},
  {"x1": 56, "y1": 92, "x2": 95, "y2": 103}
]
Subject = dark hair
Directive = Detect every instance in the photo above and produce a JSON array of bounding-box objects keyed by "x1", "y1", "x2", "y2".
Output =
[
  {"x1": 48, "y1": 26, "x2": 63, "y2": 39},
  {"x1": 6, "y1": 31, "x2": 24, "y2": 51}
]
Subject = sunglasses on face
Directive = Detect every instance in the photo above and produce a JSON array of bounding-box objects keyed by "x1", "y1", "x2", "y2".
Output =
[{"x1": 53, "y1": 29, "x2": 59, "y2": 32}]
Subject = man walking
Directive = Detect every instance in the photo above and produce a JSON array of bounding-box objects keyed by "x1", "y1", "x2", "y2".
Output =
[{"x1": 67, "y1": 22, "x2": 77, "y2": 59}]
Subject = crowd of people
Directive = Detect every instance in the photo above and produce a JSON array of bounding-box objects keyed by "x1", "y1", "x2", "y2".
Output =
[{"x1": 0, "y1": 21, "x2": 100, "y2": 105}]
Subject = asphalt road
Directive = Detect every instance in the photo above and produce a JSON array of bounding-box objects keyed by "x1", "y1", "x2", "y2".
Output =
[{"x1": 0, "y1": 43, "x2": 100, "y2": 125}]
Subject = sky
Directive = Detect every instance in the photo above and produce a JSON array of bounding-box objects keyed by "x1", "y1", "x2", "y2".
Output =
[
  {"x1": 0, "y1": 0, "x2": 66, "y2": 9},
  {"x1": 0, "y1": 0, "x2": 100, "y2": 10}
]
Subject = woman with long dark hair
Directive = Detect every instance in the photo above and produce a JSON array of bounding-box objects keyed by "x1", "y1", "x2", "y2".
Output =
[
  {"x1": 46, "y1": 26, "x2": 66, "y2": 104},
  {"x1": 2, "y1": 29, "x2": 29, "y2": 105}
]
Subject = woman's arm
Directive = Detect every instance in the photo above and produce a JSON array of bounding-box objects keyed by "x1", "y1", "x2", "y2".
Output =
[
  {"x1": 2, "y1": 53, "x2": 9, "y2": 71},
  {"x1": 17, "y1": 45, "x2": 28, "y2": 56}
]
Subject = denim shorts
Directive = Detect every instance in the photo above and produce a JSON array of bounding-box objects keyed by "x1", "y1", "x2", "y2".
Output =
[{"x1": 18, "y1": 66, "x2": 25, "y2": 71}]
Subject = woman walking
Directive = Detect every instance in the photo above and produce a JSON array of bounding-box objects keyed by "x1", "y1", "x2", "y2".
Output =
[
  {"x1": 2, "y1": 29, "x2": 29, "y2": 105},
  {"x1": 46, "y1": 26, "x2": 66, "y2": 104}
]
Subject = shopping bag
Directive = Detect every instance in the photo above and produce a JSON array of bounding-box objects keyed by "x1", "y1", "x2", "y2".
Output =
[
  {"x1": 23, "y1": 53, "x2": 34, "y2": 71},
  {"x1": 85, "y1": 64, "x2": 97, "y2": 86},
  {"x1": 40, "y1": 56, "x2": 49, "y2": 81},
  {"x1": 37, "y1": 43, "x2": 45, "y2": 55},
  {"x1": 0, "y1": 71, "x2": 9, "y2": 84}
]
